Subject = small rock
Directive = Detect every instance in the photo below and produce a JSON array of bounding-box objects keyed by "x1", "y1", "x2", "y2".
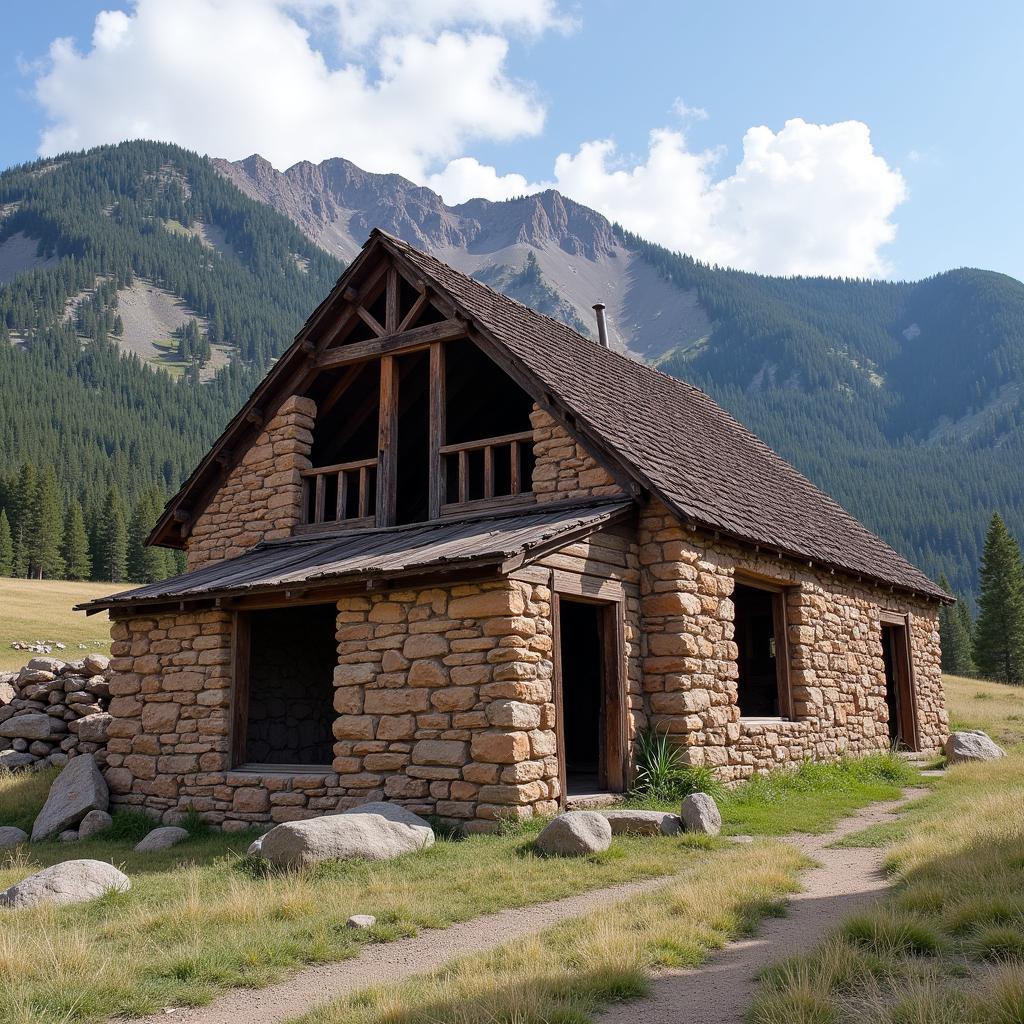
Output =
[
  {"x1": 0, "y1": 826, "x2": 28, "y2": 850},
  {"x1": 31, "y1": 754, "x2": 109, "y2": 841},
  {"x1": 0, "y1": 751, "x2": 35, "y2": 770},
  {"x1": 82, "y1": 654, "x2": 110, "y2": 676},
  {"x1": 346, "y1": 914, "x2": 376, "y2": 929},
  {"x1": 599, "y1": 809, "x2": 681, "y2": 836},
  {"x1": 134, "y1": 826, "x2": 190, "y2": 852},
  {"x1": 681, "y1": 793, "x2": 722, "y2": 836},
  {"x1": 0, "y1": 859, "x2": 130, "y2": 908},
  {"x1": 26, "y1": 656, "x2": 65, "y2": 674},
  {"x1": 945, "y1": 730, "x2": 1006, "y2": 765},
  {"x1": 58, "y1": 829, "x2": 80, "y2": 843},
  {"x1": 78, "y1": 809, "x2": 113, "y2": 839},
  {"x1": 0, "y1": 682, "x2": 15, "y2": 705},
  {"x1": 535, "y1": 811, "x2": 612, "y2": 856}
]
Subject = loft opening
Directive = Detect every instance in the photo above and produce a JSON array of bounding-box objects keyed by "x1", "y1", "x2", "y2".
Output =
[
  {"x1": 555, "y1": 596, "x2": 625, "y2": 796},
  {"x1": 733, "y1": 579, "x2": 792, "y2": 719},
  {"x1": 442, "y1": 339, "x2": 536, "y2": 509},
  {"x1": 234, "y1": 604, "x2": 337, "y2": 768}
]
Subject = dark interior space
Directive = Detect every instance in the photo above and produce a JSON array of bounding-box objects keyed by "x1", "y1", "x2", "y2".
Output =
[
  {"x1": 559, "y1": 599, "x2": 605, "y2": 792},
  {"x1": 734, "y1": 582, "x2": 780, "y2": 717},
  {"x1": 245, "y1": 604, "x2": 337, "y2": 766},
  {"x1": 310, "y1": 360, "x2": 380, "y2": 468},
  {"x1": 882, "y1": 624, "x2": 907, "y2": 745},
  {"x1": 395, "y1": 349, "x2": 431, "y2": 524}
]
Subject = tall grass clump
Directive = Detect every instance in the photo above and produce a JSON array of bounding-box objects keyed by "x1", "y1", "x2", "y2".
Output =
[{"x1": 630, "y1": 728, "x2": 724, "y2": 802}]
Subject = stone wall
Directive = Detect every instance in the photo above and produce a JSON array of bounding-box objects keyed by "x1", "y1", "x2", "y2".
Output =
[
  {"x1": 530, "y1": 406, "x2": 624, "y2": 503},
  {"x1": 638, "y1": 501, "x2": 947, "y2": 779},
  {"x1": 186, "y1": 395, "x2": 316, "y2": 571}
]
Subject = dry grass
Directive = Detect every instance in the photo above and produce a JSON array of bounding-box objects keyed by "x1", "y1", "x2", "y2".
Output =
[
  {"x1": 0, "y1": 578, "x2": 128, "y2": 671},
  {"x1": 292, "y1": 841, "x2": 806, "y2": 1024},
  {"x1": 749, "y1": 676, "x2": 1024, "y2": 1024}
]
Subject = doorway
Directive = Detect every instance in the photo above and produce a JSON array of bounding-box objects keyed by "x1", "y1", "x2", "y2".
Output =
[
  {"x1": 881, "y1": 621, "x2": 917, "y2": 749},
  {"x1": 554, "y1": 596, "x2": 625, "y2": 796}
]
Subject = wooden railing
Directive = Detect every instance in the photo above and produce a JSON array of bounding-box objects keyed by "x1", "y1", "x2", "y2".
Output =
[
  {"x1": 440, "y1": 430, "x2": 533, "y2": 510},
  {"x1": 301, "y1": 458, "x2": 376, "y2": 526}
]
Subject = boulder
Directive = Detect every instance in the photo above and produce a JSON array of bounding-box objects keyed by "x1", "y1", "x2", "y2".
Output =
[
  {"x1": 945, "y1": 730, "x2": 1007, "y2": 765},
  {"x1": 75, "y1": 713, "x2": 113, "y2": 745},
  {"x1": 347, "y1": 914, "x2": 376, "y2": 929},
  {"x1": 26, "y1": 657, "x2": 66, "y2": 674},
  {"x1": 0, "y1": 681, "x2": 15, "y2": 705},
  {"x1": 82, "y1": 654, "x2": 110, "y2": 675},
  {"x1": 681, "y1": 792, "x2": 722, "y2": 836},
  {"x1": 78, "y1": 809, "x2": 113, "y2": 839},
  {"x1": 0, "y1": 714, "x2": 57, "y2": 741},
  {"x1": 342, "y1": 801, "x2": 434, "y2": 829},
  {"x1": 31, "y1": 754, "x2": 108, "y2": 841},
  {"x1": 0, "y1": 751, "x2": 35, "y2": 771},
  {"x1": 246, "y1": 835, "x2": 265, "y2": 857},
  {"x1": 0, "y1": 826, "x2": 27, "y2": 850},
  {"x1": 0, "y1": 859, "x2": 130, "y2": 908},
  {"x1": 58, "y1": 829, "x2": 80, "y2": 843},
  {"x1": 260, "y1": 810, "x2": 435, "y2": 868},
  {"x1": 134, "y1": 826, "x2": 189, "y2": 852},
  {"x1": 599, "y1": 809, "x2": 682, "y2": 836},
  {"x1": 535, "y1": 811, "x2": 612, "y2": 856}
]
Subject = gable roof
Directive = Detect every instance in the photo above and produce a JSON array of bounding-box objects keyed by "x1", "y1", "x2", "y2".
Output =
[
  {"x1": 82, "y1": 500, "x2": 631, "y2": 613},
  {"x1": 151, "y1": 229, "x2": 948, "y2": 602}
]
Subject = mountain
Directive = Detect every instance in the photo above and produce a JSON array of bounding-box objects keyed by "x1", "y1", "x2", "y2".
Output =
[{"x1": 2, "y1": 140, "x2": 1023, "y2": 599}]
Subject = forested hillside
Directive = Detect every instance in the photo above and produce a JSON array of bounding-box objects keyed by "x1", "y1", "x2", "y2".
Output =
[
  {"x1": 1, "y1": 139, "x2": 1022, "y2": 601},
  {"x1": 0, "y1": 141, "x2": 341, "y2": 582}
]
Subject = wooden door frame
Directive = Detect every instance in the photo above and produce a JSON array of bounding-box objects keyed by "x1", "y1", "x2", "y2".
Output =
[
  {"x1": 551, "y1": 587, "x2": 628, "y2": 805},
  {"x1": 229, "y1": 609, "x2": 251, "y2": 768},
  {"x1": 880, "y1": 612, "x2": 919, "y2": 750},
  {"x1": 732, "y1": 573, "x2": 794, "y2": 720}
]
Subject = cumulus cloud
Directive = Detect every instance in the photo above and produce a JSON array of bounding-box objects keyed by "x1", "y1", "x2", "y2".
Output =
[
  {"x1": 425, "y1": 157, "x2": 550, "y2": 204},
  {"x1": 431, "y1": 119, "x2": 907, "y2": 277},
  {"x1": 31, "y1": 0, "x2": 550, "y2": 178}
]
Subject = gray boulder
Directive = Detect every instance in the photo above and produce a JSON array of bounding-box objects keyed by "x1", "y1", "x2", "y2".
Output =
[
  {"x1": 134, "y1": 826, "x2": 189, "y2": 853},
  {"x1": 599, "y1": 809, "x2": 682, "y2": 836},
  {"x1": 342, "y1": 801, "x2": 433, "y2": 828},
  {"x1": 82, "y1": 654, "x2": 110, "y2": 675},
  {"x1": 58, "y1": 829, "x2": 80, "y2": 843},
  {"x1": 246, "y1": 835, "x2": 264, "y2": 857},
  {"x1": 260, "y1": 810, "x2": 435, "y2": 868},
  {"x1": 535, "y1": 811, "x2": 612, "y2": 856},
  {"x1": 0, "y1": 859, "x2": 130, "y2": 908},
  {"x1": 74, "y1": 713, "x2": 112, "y2": 744},
  {"x1": 0, "y1": 714, "x2": 57, "y2": 741},
  {"x1": 945, "y1": 730, "x2": 1007, "y2": 765},
  {"x1": 0, "y1": 826, "x2": 27, "y2": 850},
  {"x1": 78, "y1": 809, "x2": 113, "y2": 839},
  {"x1": 0, "y1": 751, "x2": 35, "y2": 771},
  {"x1": 31, "y1": 754, "x2": 108, "y2": 841},
  {"x1": 681, "y1": 792, "x2": 722, "y2": 835},
  {"x1": 26, "y1": 657, "x2": 65, "y2": 674}
]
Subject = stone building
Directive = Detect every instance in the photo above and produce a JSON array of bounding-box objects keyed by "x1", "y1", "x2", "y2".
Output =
[{"x1": 80, "y1": 231, "x2": 949, "y2": 832}]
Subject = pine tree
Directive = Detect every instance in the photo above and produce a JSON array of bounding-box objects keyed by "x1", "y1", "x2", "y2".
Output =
[
  {"x1": 11, "y1": 463, "x2": 38, "y2": 578},
  {"x1": 30, "y1": 466, "x2": 65, "y2": 579},
  {"x1": 62, "y1": 501, "x2": 92, "y2": 580},
  {"x1": 128, "y1": 489, "x2": 174, "y2": 583},
  {"x1": 974, "y1": 513, "x2": 1024, "y2": 683},
  {"x1": 938, "y1": 573, "x2": 976, "y2": 676},
  {"x1": 0, "y1": 509, "x2": 13, "y2": 576},
  {"x1": 96, "y1": 487, "x2": 129, "y2": 582}
]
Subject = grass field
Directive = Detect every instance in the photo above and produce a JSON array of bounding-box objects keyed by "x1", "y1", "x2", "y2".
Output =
[
  {"x1": 0, "y1": 577, "x2": 127, "y2": 672},
  {"x1": 748, "y1": 674, "x2": 1024, "y2": 1024}
]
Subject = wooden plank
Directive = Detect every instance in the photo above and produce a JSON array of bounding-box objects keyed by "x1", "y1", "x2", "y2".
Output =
[
  {"x1": 458, "y1": 449, "x2": 468, "y2": 504},
  {"x1": 376, "y1": 354, "x2": 399, "y2": 527},
  {"x1": 551, "y1": 571, "x2": 626, "y2": 602},
  {"x1": 773, "y1": 591, "x2": 793, "y2": 720},
  {"x1": 483, "y1": 445, "x2": 494, "y2": 499},
  {"x1": 551, "y1": 594, "x2": 568, "y2": 809},
  {"x1": 300, "y1": 478, "x2": 310, "y2": 526},
  {"x1": 441, "y1": 492, "x2": 536, "y2": 518},
  {"x1": 358, "y1": 465, "x2": 369, "y2": 519},
  {"x1": 602, "y1": 602, "x2": 627, "y2": 793},
  {"x1": 439, "y1": 429, "x2": 534, "y2": 455},
  {"x1": 510, "y1": 440, "x2": 520, "y2": 495},
  {"x1": 316, "y1": 319, "x2": 466, "y2": 369},
  {"x1": 314, "y1": 474, "x2": 326, "y2": 525},
  {"x1": 356, "y1": 305, "x2": 387, "y2": 338},
  {"x1": 230, "y1": 612, "x2": 251, "y2": 768},
  {"x1": 301, "y1": 457, "x2": 377, "y2": 478},
  {"x1": 385, "y1": 268, "x2": 399, "y2": 333},
  {"x1": 428, "y1": 342, "x2": 446, "y2": 519},
  {"x1": 336, "y1": 469, "x2": 347, "y2": 521},
  {"x1": 398, "y1": 288, "x2": 430, "y2": 333}
]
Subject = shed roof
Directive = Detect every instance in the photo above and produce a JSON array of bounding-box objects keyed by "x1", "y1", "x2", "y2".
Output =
[{"x1": 79, "y1": 500, "x2": 631, "y2": 612}]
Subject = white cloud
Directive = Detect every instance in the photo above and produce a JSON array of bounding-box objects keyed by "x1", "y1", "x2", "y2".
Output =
[
  {"x1": 31, "y1": 0, "x2": 551, "y2": 178},
  {"x1": 672, "y1": 97, "x2": 708, "y2": 121},
  {"x1": 430, "y1": 118, "x2": 907, "y2": 277},
  {"x1": 425, "y1": 156, "x2": 549, "y2": 204}
]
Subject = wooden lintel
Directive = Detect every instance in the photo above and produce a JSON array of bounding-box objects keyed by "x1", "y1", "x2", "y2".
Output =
[{"x1": 315, "y1": 319, "x2": 465, "y2": 370}]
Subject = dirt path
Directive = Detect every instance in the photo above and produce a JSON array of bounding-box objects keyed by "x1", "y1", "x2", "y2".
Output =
[
  {"x1": 131, "y1": 790, "x2": 922, "y2": 1024},
  {"x1": 598, "y1": 788, "x2": 927, "y2": 1024}
]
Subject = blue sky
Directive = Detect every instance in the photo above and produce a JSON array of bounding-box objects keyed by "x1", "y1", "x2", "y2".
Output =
[{"x1": 3, "y1": 0, "x2": 1023, "y2": 282}]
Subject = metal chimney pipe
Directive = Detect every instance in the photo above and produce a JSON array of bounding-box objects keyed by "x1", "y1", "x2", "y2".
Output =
[{"x1": 592, "y1": 302, "x2": 609, "y2": 348}]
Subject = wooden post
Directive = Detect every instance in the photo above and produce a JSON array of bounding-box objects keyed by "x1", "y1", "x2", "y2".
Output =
[
  {"x1": 230, "y1": 612, "x2": 251, "y2": 768},
  {"x1": 428, "y1": 342, "x2": 446, "y2": 519},
  {"x1": 385, "y1": 267, "x2": 399, "y2": 334},
  {"x1": 376, "y1": 354, "x2": 399, "y2": 526}
]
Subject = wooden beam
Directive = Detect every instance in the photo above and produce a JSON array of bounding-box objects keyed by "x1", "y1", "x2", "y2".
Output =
[
  {"x1": 397, "y1": 288, "x2": 430, "y2": 334},
  {"x1": 376, "y1": 354, "x2": 399, "y2": 527},
  {"x1": 315, "y1": 319, "x2": 466, "y2": 370},
  {"x1": 385, "y1": 267, "x2": 399, "y2": 333},
  {"x1": 428, "y1": 342, "x2": 446, "y2": 519},
  {"x1": 230, "y1": 611, "x2": 251, "y2": 769},
  {"x1": 356, "y1": 305, "x2": 387, "y2": 338}
]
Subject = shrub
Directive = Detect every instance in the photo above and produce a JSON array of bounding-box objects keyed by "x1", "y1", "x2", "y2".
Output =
[
  {"x1": 842, "y1": 910, "x2": 943, "y2": 957},
  {"x1": 630, "y1": 728, "x2": 724, "y2": 802}
]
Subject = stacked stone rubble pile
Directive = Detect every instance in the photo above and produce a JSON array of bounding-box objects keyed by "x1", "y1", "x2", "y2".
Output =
[{"x1": 0, "y1": 654, "x2": 112, "y2": 771}]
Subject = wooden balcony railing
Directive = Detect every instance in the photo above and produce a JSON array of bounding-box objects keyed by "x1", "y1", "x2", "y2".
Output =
[
  {"x1": 440, "y1": 429, "x2": 534, "y2": 512},
  {"x1": 301, "y1": 458, "x2": 376, "y2": 526}
]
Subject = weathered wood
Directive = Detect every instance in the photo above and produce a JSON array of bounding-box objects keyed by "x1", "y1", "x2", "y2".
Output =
[
  {"x1": 551, "y1": 594, "x2": 568, "y2": 808},
  {"x1": 317, "y1": 364, "x2": 363, "y2": 419},
  {"x1": 385, "y1": 268, "x2": 399, "y2": 333},
  {"x1": 772, "y1": 590, "x2": 794, "y2": 720},
  {"x1": 356, "y1": 305, "x2": 387, "y2": 338},
  {"x1": 510, "y1": 439, "x2": 521, "y2": 495},
  {"x1": 316, "y1": 318, "x2": 466, "y2": 369},
  {"x1": 428, "y1": 342, "x2": 446, "y2": 519},
  {"x1": 230, "y1": 612, "x2": 251, "y2": 768},
  {"x1": 398, "y1": 288, "x2": 430, "y2": 333},
  {"x1": 336, "y1": 468, "x2": 347, "y2": 521},
  {"x1": 301, "y1": 457, "x2": 377, "y2": 478},
  {"x1": 314, "y1": 473, "x2": 326, "y2": 524},
  {"x1": 438, "y1": 429, "x2": 533, "y2": 455},
  {"x1": 359, "y1": 465, "x2": 370, "y2": 518},
  {"x1": 483, "y1": 445, "x2": 495, "y2": 499},
  {"x1": 376, "y1": 355, "x2": 399, "y2": 526},
  {"x1": 457, "y1": 449, "x2": 468, "y2": 504}
]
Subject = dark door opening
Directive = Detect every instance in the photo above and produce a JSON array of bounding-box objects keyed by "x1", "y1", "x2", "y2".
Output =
[
  {"x1": 235, "y1": 604, "x2": 338, "y2": 767},
  {"x1": 881, "y1": 622, "x2": 916, "y2": 749},
  {"x1": 734, "y1": 582, "x2": 784, "y2": 717},
  {"x1": 555, "y1": 597, "x2": 624, "y2": 796}
]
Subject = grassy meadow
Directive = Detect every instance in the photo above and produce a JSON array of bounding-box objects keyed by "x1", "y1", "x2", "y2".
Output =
[
  {"x1": 748, "y1": 674, "x2": 1024, "y2": 1024},
  {"x1": 0, "y1": 577, "x2": 126, "y2": 672}
]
